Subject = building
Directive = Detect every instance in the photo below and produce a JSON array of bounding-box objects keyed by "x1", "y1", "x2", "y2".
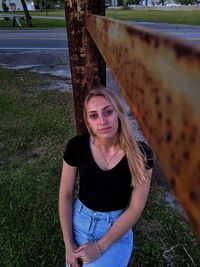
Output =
[{"x1": 0, "y1": 0, "x2": 35, "y2": 11}]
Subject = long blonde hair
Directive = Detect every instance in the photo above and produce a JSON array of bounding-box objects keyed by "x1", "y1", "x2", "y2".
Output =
[{"x1": 83, "y1": 86, "x2": 148, "y2": 186}]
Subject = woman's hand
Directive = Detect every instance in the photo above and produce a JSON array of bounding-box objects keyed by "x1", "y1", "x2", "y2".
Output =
[
  {"x1": 66, "y1": 242, "x2": 81, "y2": 267},
  {"x1": 74, "y1": 242, "x2": 100, "y2": 264}
]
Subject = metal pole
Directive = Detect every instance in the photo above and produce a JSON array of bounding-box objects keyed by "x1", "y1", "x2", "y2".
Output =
[
  {"x1": 64, "y1": 0, "x2": 106, "y2": 134},
  {"x1": 86, "y1": 14, "x2": 200, "y2": 237}
]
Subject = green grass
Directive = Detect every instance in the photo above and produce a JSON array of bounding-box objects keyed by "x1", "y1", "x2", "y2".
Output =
[
  {"x1": 107, "y1": 9, "x2": 200, "y2": 25},
  {"x1": 0, "y1": 68, "x2": 75, "y2": 267},
  {"x1": 0, "y1": 67, "x2": 200, "y2": 266},
  {"x1": 29, "y1": 18, "x2": 65, "y2": 28},
  {"x1": 0, "y1": 9, "x2": 65, "y2": 17},
  {"x1": 0, "y1": 17, "x2": 65, "y2": 28},
  {"x1": 0, "y1": 9, "x2": 200, "y2": 28},
  {"x1": 129, "y1": 169, "x2": 200, "y2": 266}
]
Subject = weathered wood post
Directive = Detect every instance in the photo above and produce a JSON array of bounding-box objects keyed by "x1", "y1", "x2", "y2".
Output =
[{"x1": 64, "y1": 0, "x2": 106, "y2": 134}]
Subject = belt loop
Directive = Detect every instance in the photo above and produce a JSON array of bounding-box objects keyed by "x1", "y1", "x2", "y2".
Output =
[
  {"x1": 77, "y1": 201, "x2": 83, "y2": 213},
  {"x1": 106, "y1": 212, "x2": 110, "y2": 223}
]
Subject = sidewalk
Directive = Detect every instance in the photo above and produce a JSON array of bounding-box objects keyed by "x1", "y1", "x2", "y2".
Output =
[{"x1": 31, "y1": 15, "x2": 65, "y2": 20}]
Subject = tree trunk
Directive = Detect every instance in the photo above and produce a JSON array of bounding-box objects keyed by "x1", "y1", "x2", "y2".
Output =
[{"x1": 20, "y1": 0, "x2": 32, "y2": 27}]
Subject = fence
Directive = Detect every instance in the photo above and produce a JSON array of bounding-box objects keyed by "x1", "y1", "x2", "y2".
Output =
[{"x1": 65, "y1": 0, "x2": 200, "y2": 237}]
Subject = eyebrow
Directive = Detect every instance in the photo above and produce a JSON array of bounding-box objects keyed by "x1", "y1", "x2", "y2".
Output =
[{"x1": 88, "y1": 105, "x2": 113, "y2": 113}]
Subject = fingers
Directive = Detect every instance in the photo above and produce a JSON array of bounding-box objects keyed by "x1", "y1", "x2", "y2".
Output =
[
  {"x1": 74, "y1": 244, "x2": 88, "y2": 261},
  {"x1": 66, "y1": 254, "x2": 81, "y2": 267},
  {"x1": 68, "y1": 242, "x2": 96, "y2": 265},
  {"x1": 67, "y1": 260, "x2": 81, "y2": 267},
  {"x1": 75, "y1": 244, "x2": 87, "y2": 253},
  {"x1": 74, "y1": 250, "x2": 82, "y2": 259},
  {"x1": 74, "y1": 242, "x2": 98, "y2": 264},
  {"x1": 74, "y1": 249, "x2": 87, "y2": 263}
]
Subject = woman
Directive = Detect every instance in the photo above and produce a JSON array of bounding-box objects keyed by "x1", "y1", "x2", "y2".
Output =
[{"x1": 59, "y1": 86, "x2": 154, "y2": 267}]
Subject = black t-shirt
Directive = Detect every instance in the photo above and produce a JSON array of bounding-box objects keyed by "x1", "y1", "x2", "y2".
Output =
[{"x1": 63, "y1": 134, "x2": 154, "y2": 212}]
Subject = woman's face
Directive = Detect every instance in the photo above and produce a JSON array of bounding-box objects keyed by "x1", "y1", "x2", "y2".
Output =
[{"x1": 85, "y1": 96, "x2": 119, "y2": 139}]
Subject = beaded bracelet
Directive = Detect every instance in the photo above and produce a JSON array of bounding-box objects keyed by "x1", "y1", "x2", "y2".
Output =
[{"x1": 94, "y1": 240, "x2": 102, "y2": 257}]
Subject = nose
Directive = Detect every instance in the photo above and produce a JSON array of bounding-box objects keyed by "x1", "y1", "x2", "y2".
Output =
[{"x1": 99, "y1": 114, "x2": 108, "y2": 125}]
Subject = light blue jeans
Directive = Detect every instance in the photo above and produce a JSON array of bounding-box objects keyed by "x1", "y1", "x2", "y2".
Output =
[{"x1": 66, "y1": 198, "x2": 133, "y2": 267}]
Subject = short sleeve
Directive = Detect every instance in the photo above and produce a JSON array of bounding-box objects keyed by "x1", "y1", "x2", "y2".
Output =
[
  {"x1": 63, "y1": 136, "x2": 79, "y2": 166},
  {"x1": 138, "y1": 141, "x2": 154, "y2": 169}
]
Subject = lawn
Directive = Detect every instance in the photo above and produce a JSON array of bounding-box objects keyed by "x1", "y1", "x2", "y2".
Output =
[
  {"x1": 0, "y1": 16, "x2": 65, "y2": 28},
  {"x1": 0, "y1": 68, "x2": 75, "y2": 266},
  {"x1": 107, "y1": 9, "x2": 200, "y2": 25},
  {"x1": 0, "y1": 67, "x2": 200, "y2": 266},
  {"x1": 0, "y1": 9, "x2": 200, "y2": 28}
]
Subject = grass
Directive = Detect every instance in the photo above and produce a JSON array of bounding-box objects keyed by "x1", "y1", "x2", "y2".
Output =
[
  {"x1": 107, "y1": 9, "x2": 200, "y2": 25},
  {"x1": 0, "y1": 17, "x2": 65, "y2": 28},
  {"x1": 130, "y1": 165, "x2": 200, "y2": 266},
  {"x1": 0, "y1": 67, "x2": 200, "y2": 266},
  {"x1": 0, "y1": 68, "x2": 75, "y2": 267},
  {"x1": 0, "y1": 9, "x2": 200, "y2": 28}
]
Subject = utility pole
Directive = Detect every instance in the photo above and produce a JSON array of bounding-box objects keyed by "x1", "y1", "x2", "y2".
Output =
[{"x1": 64, "y1": 0, "x2": 106, "y2": 134}]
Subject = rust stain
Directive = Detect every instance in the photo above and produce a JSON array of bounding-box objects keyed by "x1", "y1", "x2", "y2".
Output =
[
  {"x1": 64, "y1": 1, "x2": 106, "y2": 134},
  {"x1": 85, "y1": 14, "x2": 200, "y2": 237}
]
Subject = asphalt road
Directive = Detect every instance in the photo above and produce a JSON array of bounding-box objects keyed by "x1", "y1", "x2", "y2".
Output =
[
  {"x1": 136, "y1": 22, "x2": 200, "y2": 45},
  {"x1": 0, "y1": 23, "x2": 200, "y2": 50},
  {"x1": 0, "y1": 23, "x2": 199, "y2": 110},
  {"x1": 0, "y1": 23, "x2": 199, "y2": 77},
  {"x1": 0, "y1": 28, "x2": 68, "y2": 50},
  {"x1": 0, "y1": 23, "x2": 199, "y2": 140}
]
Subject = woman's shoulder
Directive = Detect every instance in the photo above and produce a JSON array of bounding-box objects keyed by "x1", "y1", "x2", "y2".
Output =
[
  {"x1": 67, "y1": 133, "x2": 89, "y2": 146},
  {"x1": 63, "y1": 133, "x2": 89, "y2": 166}
]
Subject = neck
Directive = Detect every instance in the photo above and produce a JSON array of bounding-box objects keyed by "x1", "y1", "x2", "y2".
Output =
[{"x1": 93, "y1": 135, "x2": 119, "y2": 150}]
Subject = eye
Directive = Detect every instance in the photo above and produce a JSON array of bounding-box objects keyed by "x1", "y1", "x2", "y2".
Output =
[
  {"x1": 104, "y1": 110, "x2": 113, "y2": 116},
  {"x1": 89, "y1": 113, "x2": 98, "y2": 120}
]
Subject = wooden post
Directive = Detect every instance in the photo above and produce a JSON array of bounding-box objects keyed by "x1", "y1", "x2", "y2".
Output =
[{"x1": 64, "y1": 0, "x2": 106, "y2": 134}]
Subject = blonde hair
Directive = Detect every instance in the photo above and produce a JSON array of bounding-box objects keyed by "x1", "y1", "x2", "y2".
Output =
[{"x1": 83, "y1": 86, "x2": 148, "y2": 186}]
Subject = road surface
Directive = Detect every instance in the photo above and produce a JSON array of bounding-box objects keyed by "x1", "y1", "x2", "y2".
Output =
[
  {"x1": 0, "y1": 23, "x2": 199, "y2": 140},
  {"x1": 0, "y1": 23, "x2": 199, "y2": 77}
]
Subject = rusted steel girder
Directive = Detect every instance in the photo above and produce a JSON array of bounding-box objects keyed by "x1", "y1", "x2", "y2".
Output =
[
  {"x1": 64, "y1": 0, "x2": 106, "y2": 134},
  {"x1": 85, "y1": 14, "x2": 200, "y2": 237}
]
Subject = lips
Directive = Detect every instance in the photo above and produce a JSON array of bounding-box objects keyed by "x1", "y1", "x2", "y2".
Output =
[{"x1": 98, "y1": 127, "x2": 112, "y2": 133}]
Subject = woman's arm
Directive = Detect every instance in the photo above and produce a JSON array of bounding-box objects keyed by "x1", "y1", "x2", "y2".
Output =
[
  {"x1": 59, "y1": 160, "x2": 80, "y2": 266},
  {"x1": 98, "y1": 169, "x2": 152, "y2": 252},
  {"x1": 75, "y1": 169, "x2": 152, "y2": 263}
]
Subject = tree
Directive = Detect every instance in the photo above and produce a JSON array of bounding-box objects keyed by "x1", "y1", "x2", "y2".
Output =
[
  {"x1": 2, "y1": 0, "x2": 9, "y2": 12},
  {"x1": 20, "y1": 0, "x2": 32, "y2": 26}
]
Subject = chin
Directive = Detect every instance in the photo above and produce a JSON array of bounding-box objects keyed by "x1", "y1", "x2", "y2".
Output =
[{"x1": 98, "y1": 131, "x2": 118, "y2": 139}]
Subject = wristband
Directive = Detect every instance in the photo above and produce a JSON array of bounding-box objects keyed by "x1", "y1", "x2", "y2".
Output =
[{"x1": 94, "y1": 240, "x2": 102, "y2": 257}]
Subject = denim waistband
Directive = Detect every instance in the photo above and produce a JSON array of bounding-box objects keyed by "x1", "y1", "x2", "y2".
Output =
[{"x1": 74, "y1": 198, "x2": 124, "y2": 221}]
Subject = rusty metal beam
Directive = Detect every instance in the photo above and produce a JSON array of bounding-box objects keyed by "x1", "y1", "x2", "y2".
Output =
[
  {"x1": 85, "y1": 14, "x2": 200, "y2": 237},
  {"x1": 64, "y1": 0, "x2": 106, "y2": 134}
]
